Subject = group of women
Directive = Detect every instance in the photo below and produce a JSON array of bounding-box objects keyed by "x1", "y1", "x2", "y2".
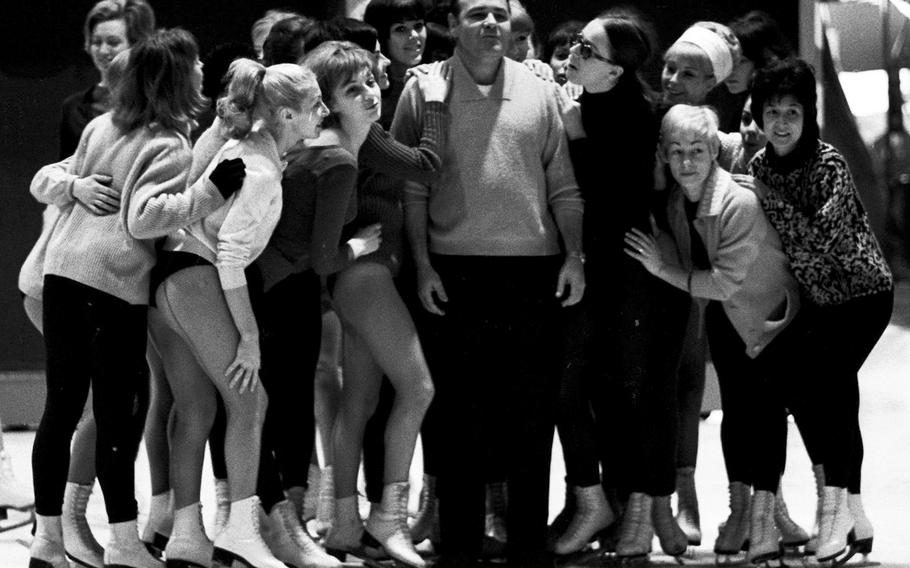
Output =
[
  {"x1": 545, "y1": 7, "x2": 891, "y2": 568},
  {"x1": 6, "y1": 1, "x2": 893, "y2": 568}
]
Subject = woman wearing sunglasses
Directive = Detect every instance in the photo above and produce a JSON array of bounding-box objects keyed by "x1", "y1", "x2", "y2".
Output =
[{"x1": 552, "y1": 8, "x2": 690, "y2": 561}]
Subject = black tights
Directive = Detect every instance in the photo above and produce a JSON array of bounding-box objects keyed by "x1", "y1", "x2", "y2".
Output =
[
  {"x1": 789, "y1": 290, "x2": 893, "y2": 492},
  {"x1": 34, "y1": 275, "x2": 149, "y2": 522},
  {"x1": 250, "y1": 269, "x2": 322, "y2": 511},
  {"x1": 706, "y1": 301, "x2": 787, "y2": 492}
]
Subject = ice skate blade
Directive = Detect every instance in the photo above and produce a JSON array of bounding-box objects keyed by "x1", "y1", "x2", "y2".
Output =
[
  {"x1": 847, "y1": 529, "x2": 872, "y2": 555},
  {"x1": 28, "y1": 558, "x2": 69, "y2": 568},
  {"x1": 749, "y1": 548, "x2": 783, "y2": 566},
  {"x1": 1, "y1": 501, "x2": 35, "y2": 513},
  {"x1": 816, "y1": 546, "x2": 847, "y2": 564},
  {"x1": 66, "y1": 549, "x2": 104, "y2": 568},
  {"x1": 0, "y1": 507, "x2": 35, "y2": 533},
  {"x1": 143, "y1": 532, "x2": 169, "y2": 560},
  {"x1": 616, "y1": 553, "x2": 649, "y2": 566},
  {"x1": 780, "y1": 538, "x2": 809, "y2": 549},
  {"x1": 212, "y1": 546, "x2": 278, "y2": 568},
  {"x1": 167, "y1": 560, "x2": 210, "y2": 568},
  {"x1": 715, "y1": 552, "x2": 748, "y2": 565}
]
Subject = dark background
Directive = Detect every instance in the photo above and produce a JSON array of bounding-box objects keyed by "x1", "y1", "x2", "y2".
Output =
[{"x1": 0, "y1": 1, "x2": 797, "y2": 370}]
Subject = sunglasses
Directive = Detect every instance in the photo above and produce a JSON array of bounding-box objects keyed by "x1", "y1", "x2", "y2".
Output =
[{"x1": 571, "y1": 32, "x2": 614, "y2": 64}]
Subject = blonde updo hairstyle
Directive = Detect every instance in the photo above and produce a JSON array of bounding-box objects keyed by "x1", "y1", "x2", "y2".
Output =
[
  {"x1": 217, "y1": 58, "x2": 320, "y2": 139},
  {"x1": 660, "y1": 104, "x2": 720, "y2": 158},
  {"x1": 687, "y1": 21, "x2": 741, "y2": 84}
]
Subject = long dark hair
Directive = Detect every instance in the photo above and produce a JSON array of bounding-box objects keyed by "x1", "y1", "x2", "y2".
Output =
[{"x1": 112, "y1": 28, "x2": 207, "y2": 134}]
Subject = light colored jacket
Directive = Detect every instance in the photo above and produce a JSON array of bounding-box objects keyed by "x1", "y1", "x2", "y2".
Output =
[{"x1": 661, "y1": 167, "x2": 801, "y2": 357}]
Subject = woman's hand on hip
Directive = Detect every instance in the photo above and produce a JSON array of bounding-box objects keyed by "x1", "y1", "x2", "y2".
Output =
[
  {"x1": 226, "y1": 335, "x2": 260, "y2": 394},
  {"x1": 624, "y1": 228, "x2": 664, "y2": 276}
]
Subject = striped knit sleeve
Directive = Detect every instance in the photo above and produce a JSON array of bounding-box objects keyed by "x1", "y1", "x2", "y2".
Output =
[{"x1": 359, "y1": 101, "x2": 447, "y2": 184}]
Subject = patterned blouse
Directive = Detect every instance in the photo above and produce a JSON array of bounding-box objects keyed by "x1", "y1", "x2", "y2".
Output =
[{"x1": 749, "y1": 141, "x2": 893, "y2": 306}]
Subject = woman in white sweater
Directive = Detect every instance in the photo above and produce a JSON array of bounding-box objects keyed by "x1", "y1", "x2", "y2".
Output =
[
  {"x1": 28, "y1": 28, "x2": 245, "y2": 568},
  {"x1": 149, "y1": 57, "x2": 329, "y2": 568}
]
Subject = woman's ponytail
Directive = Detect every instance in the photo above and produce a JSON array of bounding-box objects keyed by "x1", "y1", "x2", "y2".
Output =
[{"x1": 217, "y1": 58, "x2": 267, "y2": 138}]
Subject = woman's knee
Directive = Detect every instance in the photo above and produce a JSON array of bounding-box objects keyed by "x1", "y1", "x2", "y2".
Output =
[
  {"x1": 226, "y1": 388, "x2": 269, "y2": 430},
  {"x1": 411, "y1": 377, "x2": 435, "y2": 413}
]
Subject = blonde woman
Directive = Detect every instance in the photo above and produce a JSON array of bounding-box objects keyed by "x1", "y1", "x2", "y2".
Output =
[{"x1": 149, "y1": 58, "x2": 328, "y2": 568}]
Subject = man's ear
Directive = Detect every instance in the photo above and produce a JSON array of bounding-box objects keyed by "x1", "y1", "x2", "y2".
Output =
[{"x1": 448, "y1": 12, "x2": 458, "y2": 35}]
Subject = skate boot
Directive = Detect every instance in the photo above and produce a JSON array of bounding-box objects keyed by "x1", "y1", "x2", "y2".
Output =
[
  {"x1": 553, "y1": 484, "x2": 614, "y2": 555},
  {"x1": 746, "y1": 490, "x2": 781, "y2": 565},
  {"x1": 816, "y1": 486, "x2": 851, "y2": 563},
  {"x1": 846, "y1": 493, "x2": 873, "y2": 559},
  {"x1": 0, "y1": 450, "x2": 34, "y2": 511},
  {"x1": 651, "y1": 494, "x2": 687, "y2": 557},
  {"x1": 212, "y1": 495, "x2": 285, "y2": 568},
  {"x1": 674, "y1": 466, "x2": 701, "y2": 546},
  {"x1": 408, "y1": 474, "x2": 437, "y2": 545},
  {"x1": 365, "y1": 482, "x2": 424, "y2": 568},
  {"x1": 29, "y1": 514, "x2": 69, "y2": 568},
  {"x1": 285, "y1": 485, "x2": 307, "y2": 528},
  {"x1": 805, "y1": 464, "x2": 824, "y2": 555},
  {"x1": 714, "y1": 481, "x2": 750, "y2": 561},
  {"x1": 324, "y1": 495, "x2": 365, "y2": 561},
  {"x1": 615, "y1": 492, "x2": 653, "y2": 560},
  {"x1": 63, "y1": 482, "x2": 104, "y2": 568},
  {"x1": 270, "y1": 499, "x2": 340, "y2": 568},
  {"x1": 485, "y1": 482, "x2": 507, "y2": 545},
  {"x1": 295, "y1": 463, "x2": 322, "y2": 522},
  {"x1": 104, "y1": 519, "x2": 165, "y2": 568},
  {"x1": 773, "y1": 486, "x2": 808, "y2": 549},
  {"x1": 312, "y1": 466, "x2": 334, "y2": 538},
  {"x1": 141, "y1": 490, "x2": 173, "y2": 559},
  {"x1": 546, "y1": 482, "x2": 575, "y2": 546},
  {"x1": 212, "y1": 479, "x2": 230, "y2": 539},
  {"x1": 164, "y1": 502, "x2": 213, "y2": 568}
]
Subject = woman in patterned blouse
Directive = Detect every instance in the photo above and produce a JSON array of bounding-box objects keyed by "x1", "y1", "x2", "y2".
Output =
[{"x1": 748, "y1": 57, "x2": 893, "y2": 565}]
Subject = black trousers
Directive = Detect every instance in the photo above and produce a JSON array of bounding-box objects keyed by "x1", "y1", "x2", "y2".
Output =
[
  {"x1": 422, "y1": 254, "x2": 562, "y2": 565},
  {"x1": 779, "y1": 289, "x2": 893, "y2": 492},
  {"x1": 590, "y1": 255, "x2": 690, "y2": 497},
  {"x1": 557, "y1": 296, "x2": 601, "y2": 489},
  {"x1": 249, "y1": 268, "x2": 323, "y2": 510},
  {"x1": 35, "y1": 275, "x2": 149, "y2": 522},
  {"x1": 706, "y1": 301, "x2": 788, "y2": 491}
]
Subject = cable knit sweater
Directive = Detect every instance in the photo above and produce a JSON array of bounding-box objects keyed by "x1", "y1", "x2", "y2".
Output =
[
  {"x1": 33, "y1": 113, "x2": 226, "y2": 305},
  {"x1": 164, "y1": 127, "x2": 284, "y2": 290}
]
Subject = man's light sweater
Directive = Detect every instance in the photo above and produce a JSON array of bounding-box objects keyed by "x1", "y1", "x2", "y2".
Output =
[
  {"x1": 393, "y1": 54, "x2": 582, "y2": 256},
  {"x1": 33, "y1": 113, "x2": 226, "y2": 305}
]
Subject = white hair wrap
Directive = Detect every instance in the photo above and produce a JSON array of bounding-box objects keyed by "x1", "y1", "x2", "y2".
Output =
[{"x1": 676, "y1": 25, "x2": 733, "y2": 83}]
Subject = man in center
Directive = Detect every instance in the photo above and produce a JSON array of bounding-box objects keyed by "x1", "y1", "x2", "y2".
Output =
[{"x1": 392, "y1": 0, "x2": 585, "y2": 566}]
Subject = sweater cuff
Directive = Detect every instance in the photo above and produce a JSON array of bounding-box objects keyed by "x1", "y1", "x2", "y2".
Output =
[{"x1": 218, "y1": 265, "x2": 247, "y2": 290}]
